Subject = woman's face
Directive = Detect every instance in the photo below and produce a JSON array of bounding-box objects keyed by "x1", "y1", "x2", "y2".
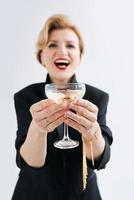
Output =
[{"x1": 41, "y1": 28, "x2": 81, "y2": 83}]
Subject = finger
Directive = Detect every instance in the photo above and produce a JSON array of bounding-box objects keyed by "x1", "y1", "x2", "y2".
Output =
[
  {"x1": 65, "y1": 111, "x2": 92, "y2": 130},
  {"x1": 47, "y1": 116, "x2": 65, "y2": 132},
  {"x1": 64, "y1": 118, "x2": 86, "y2": 134},
  {"x1": 64, "y1": 118, "x2": 98, "y2": 141},
  {"x1": 68, "y1": 103, "x2": 97, "y2": 122},
  {"x1": 74, "y1": 99, "x2": 98, "y2": 113},
  {"x1": 30, "y1": 99, "x2": 54, "y2": 112},
  {"x1": 37, "y1": 113, "x2": 65, "y2": 132},
  {"x1": 32, "y1": 103, "x2": 66, "y2": 121},
  {"x1": 44, "y1": 110, "x2": 66, "y2": 125}
]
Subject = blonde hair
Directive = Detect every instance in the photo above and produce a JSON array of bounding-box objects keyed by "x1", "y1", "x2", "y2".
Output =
[{"x1": 36, "y1": 14, "x2": 84, "y2": 64}]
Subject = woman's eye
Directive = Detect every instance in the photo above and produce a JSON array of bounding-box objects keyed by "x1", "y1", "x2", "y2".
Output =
[
  {"x1": 48, "y1": 43, "x2": 57, "y2": 48},
  {"x1": 67, "y1": 44, "x2": 75, "y2": 48}
]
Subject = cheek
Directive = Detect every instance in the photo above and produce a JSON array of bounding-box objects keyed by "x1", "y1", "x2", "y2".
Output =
[
  {"x1": 41, "y1": 52, "x2": 49, "y2": 66},
  {"x1": 72, "y1": 49, "x2": 81, "y2": 64},
  {"x1": 73, "y1": 54, "x2": 81, "y2": 65}
]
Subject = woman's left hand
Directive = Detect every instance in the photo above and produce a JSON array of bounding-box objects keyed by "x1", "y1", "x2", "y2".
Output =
[{"x1": 64, "y1": 99, "x2": 100, "y2": 142}]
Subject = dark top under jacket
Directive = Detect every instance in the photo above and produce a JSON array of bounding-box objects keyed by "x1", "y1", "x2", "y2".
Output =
[{"x1": 11, "y1": 74, "x2": 113, "y2": 200}]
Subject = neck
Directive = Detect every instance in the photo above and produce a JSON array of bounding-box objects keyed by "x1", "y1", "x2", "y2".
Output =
[{"x1": 50, "y1": 77, "x2": 71, "y2": 84}]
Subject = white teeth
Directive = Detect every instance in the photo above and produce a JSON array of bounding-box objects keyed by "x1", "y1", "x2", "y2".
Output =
[
  {"x1": 55, "y1": 59, "x2": 69, "y2": 64},
  {"x1": 54, "y1": 59, "x2": 70, "y2": 69}
]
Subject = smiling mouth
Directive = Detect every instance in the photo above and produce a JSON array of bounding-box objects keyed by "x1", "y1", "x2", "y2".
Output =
[{"x1": 54, "y1": 59, "x2": 70, "y2": 69}]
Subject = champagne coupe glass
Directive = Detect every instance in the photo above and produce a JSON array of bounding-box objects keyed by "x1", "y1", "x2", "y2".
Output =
[{"x1": 45, "y1": 83, "x2": 86, "y2": 149}]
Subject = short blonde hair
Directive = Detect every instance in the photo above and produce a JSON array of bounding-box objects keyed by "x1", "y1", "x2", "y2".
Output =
[{"x1": 36, "y1": 14, "x2": 84, "y2": 64}]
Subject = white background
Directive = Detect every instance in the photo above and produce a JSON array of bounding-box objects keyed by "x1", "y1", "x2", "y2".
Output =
[{"x1": 0, "y1": 0, "x2": 134, "y2": 199}]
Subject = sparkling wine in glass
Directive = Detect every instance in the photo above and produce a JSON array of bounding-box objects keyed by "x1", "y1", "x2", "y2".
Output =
[{"x1": 45, "y1": 83, "x2": 86, "y2": 149}]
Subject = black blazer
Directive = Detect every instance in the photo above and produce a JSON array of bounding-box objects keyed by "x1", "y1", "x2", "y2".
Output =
[{"x1": 12, "y1": 74, "x2": 113, "y2": 200}]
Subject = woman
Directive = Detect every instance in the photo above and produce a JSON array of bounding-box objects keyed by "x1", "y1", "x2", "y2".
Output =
[{"x1": 12, "y1": 14, "x2": 113, "y2": 200}]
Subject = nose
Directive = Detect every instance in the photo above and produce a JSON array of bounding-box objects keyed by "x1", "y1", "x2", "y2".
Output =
[{"x1": 56, "y1": 45, "x2": 67, "y2": 55}]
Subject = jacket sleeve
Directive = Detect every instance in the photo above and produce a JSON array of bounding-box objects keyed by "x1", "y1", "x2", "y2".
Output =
[
  {"x1": 14, "y1": 93, "x2": 32, "y2": 168},
  {"x1": 87, "y1": 93, "x2": 113, "y2": 170}
]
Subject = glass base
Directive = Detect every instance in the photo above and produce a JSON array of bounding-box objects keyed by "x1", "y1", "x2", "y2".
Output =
[{"x1": 54, "y1": 138, "x2": 79, "y2": 149}]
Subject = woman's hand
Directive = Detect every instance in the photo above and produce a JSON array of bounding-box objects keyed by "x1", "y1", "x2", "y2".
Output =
[
  {"x1": 20, "y1": 98, "x2": 67, "y2": 167},
  {"x1": 64, "y1": 99, "x2": 100, "y2": 142},
  {"x1": 30, "y1": 99, "x2": 67, "y2": 134}
]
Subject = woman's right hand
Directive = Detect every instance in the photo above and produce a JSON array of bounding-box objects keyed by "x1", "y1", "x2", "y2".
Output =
[{"x1": 30, "y1": 99, "x2": 67, "y2": 134}]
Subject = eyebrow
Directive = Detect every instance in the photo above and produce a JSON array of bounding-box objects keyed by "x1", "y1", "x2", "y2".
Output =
[
  {"x1": 48, "y1": 40, "x2": 57, "y2": 43},
  {"x1": 48, "y1": 40, "x2": 77, "y2": 44}
]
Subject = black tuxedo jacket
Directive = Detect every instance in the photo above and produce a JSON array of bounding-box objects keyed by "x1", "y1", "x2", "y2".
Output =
[{"x1": 12, "y1": 74, "x2": 113, "y2": 200}]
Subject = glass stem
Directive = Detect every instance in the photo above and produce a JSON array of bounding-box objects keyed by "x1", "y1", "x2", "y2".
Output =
[{"x1": 63, "y1": 123, "x2": 70, "y2": 139}]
